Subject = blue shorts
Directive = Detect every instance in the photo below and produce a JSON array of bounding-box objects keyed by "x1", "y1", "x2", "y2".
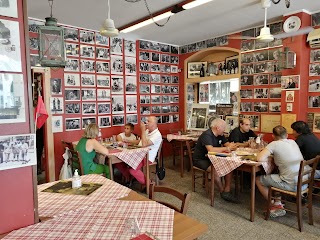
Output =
[{"x1": 260, "y1": 174, "x2": 296, "y2": 192}]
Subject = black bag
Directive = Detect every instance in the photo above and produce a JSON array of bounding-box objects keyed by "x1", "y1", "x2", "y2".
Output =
[{"x1": 156, "y1": 160, "x2": 165, "y2": 180}]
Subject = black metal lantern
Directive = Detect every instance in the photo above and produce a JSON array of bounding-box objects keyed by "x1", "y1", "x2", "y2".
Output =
[{"x1": 38, "y1": 0, "x2": 65, "y2": 68}]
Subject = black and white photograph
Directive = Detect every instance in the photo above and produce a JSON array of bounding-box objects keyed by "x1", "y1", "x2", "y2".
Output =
[
  {"x1": 312, "y1": 12, "x2": 320, "y2": 27},
  {"x1": 50, "y1": 97, "x2": 63, "y2": 114},
  {"x1": 81, "y1": 59, "x2": 95, "y2": 72},
  {"x1": 241, "y1": 64, "x2": 254, "y2": 75},
  {"x1": 82, "y1": 117, "x2": 96, "y2": 129},
  {"x1": 162, "y1": 96, "x2": 170, "y2": 104},
  {"x1": 65, "y1": 43, "x2": 79, "y2": 57},
  {"x1": 64, "y1": 27, "x2": 78, "y2": 42},
  {"x1": 161, "y1": 64, "x2": 171, "y2": 73},
  {"x1": 125, "y1": 57, "x2": 136, "y2": 75},
  {"x1": 98, "y1": 116, "x2": 111, "y2": 128},
  {"x1": 126, "y1": 114, "x2": 138, "y2": 125},
  {"x1": 95, "y1": 33, "x2": 109, "y2": 46},
  {"x1": 309, "y1": 96, "x2": 320, "y2": 108},
  {"x1": 110, "y1": 37, "x2": 123, "y2": 55},
  {"x1": 241, "y1": 40, "x2": 254, "y2": 52},
  {"x1": 269, "y1": 87, "x2": 281, "y2": 98},
  {"x1": 139, "y1": 40, "x2": 150, "y2": 50},
  {"x1": 270, "y1": 22, "x2": 282, "y2": 35},
  {"x1": 270, "y1": 73, "x2": 282, "y2": 84},
  {"x1": 150, "y1": 63, "x2": 160, "y2": 72},
  {"x1": 150, "y1": 74, "x2": 160, "y2": 83},
  {"x1": 240, "y1": 102, "x2": 253, "y2": 112},
  {"x1": 50, "y1": 78, "x2": 62, "y2": 95},
  {"x1": 140, "y1": 62, "x2": 150, "y2": 72},
  {"x1": 171, "y1": 56, "x2": 179, "y2": 64},
  {"x1": 112, "y1": 115, "x2": 125, "y2": 126},
  {"x1": 80, "y1": 45, "x2": 95, "y2": 58},
  {"x1": 0, "y1": 0, "x2": 17, "y2": 18},
  {"x1": 124, "y1": 40, "x2": 136, "y2": 56},
  {"x1": 254, "y1": 41, "x2": 268, "y2": 50},
  {"x1": 97, "y1": 89, "x2": 110, "y2": 101},
  {"x1": 162, "y1": 115, "x2": 170, "y2": 124},
  {"x1": 225, "y1": 56, "x2": 239, "y2": 74},
  {"x1": 240, "y1": 89, "x2": 253, "y2": 99},
  {"x1": 151, "y1": 106, "x2": 161, "y2": 114},
  {"x1": 151, "y1": 84, "x2": 161, "y2": 94},
  {"x1": 170, "y1": 105, "x2": 179, "y2": 113},
  {"x1": 309, "y1": 79, "x2": 320, "y2": 92},
  {"x1": 254, "y1": 88, "x2": 268, "y2": 99},
  {"x1": 281, "y1": 75, "x2": 300, "y2": 90},
  {"x1": 311, "y1": 49, "x2": 320, "y2": 62},
  {"x1": 140, "y1": 106, "x2": 150, "y2": 115},
  {"x1": 66, "y1": 118, "x2": 81, "y2": 131},
  {"x1": 30, "y1": 54, "x2": 40, "y2": 67},
  {"x1": 171, "y1": 46, "x2": 179, "y2": 54},
  {"x1": 65, "y1": 103, "x2": 80, "y2": 114},
  {"x1": 64, "y1": 73, "x2": 80, "y2": 87},
  {"x1": 126, "y1": 95, "x2": 137, "y2": 113},
  {"x1": 82, "y1": 103, "x2": 96, "y2": 114},
  {"x1": 254, "y1": 74, "x2": 269, "y2": 85},
  {"x1": 254, "y1": 102, "x2": 268, "y2": 112},
  {"x1": 266, "y1": 61, "x2": 280, "y2": 73},
  {"x1": 0, "y1": 133, "x2": 36, "y2": 171},
  {"x1": 0, "y1": 20, "x2": 21, "y2": 72},
  {"x1": 240, "y1": 75, "x2": 253, "y2": 86},
  {"x1": 65, "y1": 89, "x2": 81, "y2": 101},
  {"x1": 111, "y1": 76, "x2": 124, "y2": 94},
  {"x1": 171, "y1": 65, "x2": 178, "y2": 73},
  {"x1": 139, "y1": 73, "x2": 150, "y2": 83},
  {"x1": 188, "y1": 43, "x2": 196, "y2": 52},
  {"x1": 172, "y1": 114, "x2": 179, "y2": 123},
  {"x1": 52, "y1": 116, "x2": 63, "y2": 133},
  {"x1": 240, "y1": 114, "x2": 260, "y2": 131},
  {"x1": 169, "y1": 95, "x2": 178, "y2": 103},
  {"x1": 216, "y1": 36, "x2": 228, "y2": 46},
  {"x1": 150, "y1": 42, "x2": 160, "y2": 51},
  {"x1": 161, "y1": 75, "x2": 170, "y2": 84},
  {"x1": 96, "y1": 61, "x2": 110, "y2": 74},
  {"x1": 160, "y1": 43, "x2": 170, "y2": 53},
  {"x1": 269, "y1": 48, "x2": 281, "y2": 61},
  {"x1": 161, "y1": 54, "x2": 170, "y2": 63},
  {"x1": 112, "y1": 95, "x2": 125, "y2": 114},
  {"x1": 269, "y1": 39, "x2": 282, "y2": 47},
  {"x1": 139, "y1": 51, "x2": 150, "y2": 61},
  {"x1": 171, "y1": 76, "x2": 179, "y2": 84},
  {"x1": 254, "y1": 51, "x2": 268, "y2": 62},
  {"x1": 151, "y1": 95, "x2": 161, "y2": 104},
  {"x1": 189, "y1": 104, "x2": 208, "y2": 130},
  {"x1": 111, "y1": 55, "x2": 123, "y2": 74},
  {"x1": 140, "y1": 95, "x2": 150, "y2": 104},
  {"x1": 206, "y1": 39, "x2": 216, "y2": 48},
  {"x1": 254, "y1": 62, "x2": 267, "y2": 73},
  {"x1": 162, "y1": 85, "x2": 171, "y2": 94},
  {"x1": 97, "y1": 103, "x2": 111, "y2": 114},
  {"x1": 125, "y1": 76, "x2": 137, "y2": 94},
  {"x1": 171, "y1": 86, "x2": 179, "y2": 94},
  {"x1": 80, "y1": 30, "x2": 95, "y2": 44},
  {"x1": 241, "y1": 53, "x2": 255, "y2": 63},
  {"x1": 96, "y1": 47, "x2": 110, "y2": 60},
  {"x1": 309, "y1": 63, "x2": 320, "y2": 76},
  {"x1": 269, "y1": 102, "x2": 281, "y2": 112},
  {"x1": 81, "y1": 89, "x2": 96, "y2": 101},
  {"x1": 97, "y1": 75, "x2": 110, "y2": 87},
  {"x1": 65, "y1": 58, "x2": 79, "y2": 72},
  {"x1": 29, "y1": 37, "x2": 39, "y2": 50},
  {"x1": 81, "y1": 74, "x2": 95, "y2": 87},
  {"x1": 152, "y1": 52, "x2": 160, "y2": 62},
  {"x1": 140, "y1": 84, "x2": 150, "y2": 94},
  {"x1": 28, "y1": 19, "x2": 44, "y2": 33}
]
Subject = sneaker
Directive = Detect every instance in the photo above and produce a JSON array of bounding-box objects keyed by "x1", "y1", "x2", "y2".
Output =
[
  {"x1": 220, "y1": 192, "x2": 240, "y2": 203},
  {"x1": 269, "y1": 204, "x2": 286, "y2": 218}
]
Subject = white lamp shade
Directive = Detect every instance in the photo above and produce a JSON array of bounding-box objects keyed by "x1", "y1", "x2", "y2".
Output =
[
  {"x1": 100, "y1": 19, "x2": 119, "y2": 37},
  {"x1": 257, "y1": 27, "x2": 274, "y2": 43}
]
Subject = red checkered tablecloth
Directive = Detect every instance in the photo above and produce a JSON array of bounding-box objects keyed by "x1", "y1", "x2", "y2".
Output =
[
  {"x1": 208, "y1": 155, "x2": 274, "y2": 177},
  {"x1": 108, "y1": 147, "x2": 150, "y2": 170},
  {"x1": 4, "y1": 200, "x2": 174, "y2": 240},
  {"x1": 37, "y1": 174, "x2": 131, "y2": 218},
  {"x1": 166, "y1": 134, "x2": 198, "y2": 142}
]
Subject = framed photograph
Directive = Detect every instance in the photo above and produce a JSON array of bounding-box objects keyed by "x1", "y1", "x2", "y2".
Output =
[
  {"x1": 171, "y1": 75, "x2": 179, "y2": 84},
  {"x1": 96, "y1": 75, "x2": 110, "y2": 87},
  {"x1": 309, "y1": 79, "x2": 320, "y2": 92},
  {"x1": 124, "y1": 40, "x2": 136, "y2": 56},
  {"x1": 241, "y1": 53, "x2": 254, "y2": 64},
  {"x1": 50, "y1": 97, "x2": 64, "y2": 114},
  {"x1": 96, "y1": 47, "x2": 110, "y2": 60},
  {"x1": 171, "y1": 86, "x2": 179, "y2": 94},
  {"x1": 96, "y1": 61, "x2": 110, "y2": 74},
  {"x1": 126, "y1": 95, "x2": 137, "y2": 113},
  {"x1": 139, "y1": 74, "x2": 150, "y2": 83},
  {"x1": 308, "y1": 96, "x2": 320, "y2": 108},
  {"x1": 269, "y1": 102, "x2": 281, "y2": 112},
  {"x1": 199, "y1": 83, "x2": 209, "y2": 103},
  {"x1": 230, "y1": 92, "x2": 239, "y2": 113},
  {"x1": 161, "y1": 75, "x2": 170, "y2": 84},
  {"x1": 111, "y1": 55, "x2": 123, "y2": 74},
  {"x1": 151, "y1": 106, "x2": 161, "y2": 115},
  {"x1": 225, "y1": 55, "x2": 239, "y2": 74},
  {"x1": 171, "y1": 65, "x2": 178, "y2": 73},
  {"x1": 97, "y1": 103, "x2": 111, "y2": 114},
  {"x1": 126, "y1": 114, "x2": 138, "y2": 124},
  {"x1": 151, "y1": 95, "x2": 161, "y2": 104},
  {"x1": 64, "y1": 73, "x2": 80, "y2": 87},
  {"x1": 65, "y1": 89, "x2": 80, "y2": 101},
  {"x1": 65, "y1": 58, "x2": 79, "y2": 72},
  {"x1": 161, "y1": 54, "x2": 170, "y2": 63},
  {"x1": 140, "y1": 62, "x2": 150, "y2": 72},
  {"x1": 65, "y1": 118, "x2": 81, "y2": 131},
  {"x1": 65, "y1": 103, "x2": 81, "y2": 114},
  {"x1": 52, "y1": 116, "x2": 63, "y2": 133},
  {"x1": 254, "y1": 74, "x2": 269, "y2": 85},
  {"x1": 0, "y1": 0, "x2": 17, "y2": 18},
  {"x1": 112, "y1": 95, "x2": 125, "y2": 114},
  {"x1": 139, "y1": 40, "x2": 150, "y2": 50},
  {"x1": 254, "y1": 62, "x2": 267, "y2": 73},
  {"x1": 160, "y1": 43, "x2": 170, "y2": 53},
  {"x1": 254, "y1": 102, "x2": 268, "y2": 112},
  {"x1": 140, "y1": 95, "x2": 150, "y2": 104},
  {"x1": 269, "y1": 87, "x2": 281, "y2": 99},
  {"x1": 140, "y1": 106, "x2": 150, "y2": 115},
  {"x1": 240, "y1": 75, "x2": 253, "y2": 86},
  {"x1": 310, "y1": 49, "x2": 320, "y2": 62},
  {"x1": 95, "y1": 33, "x2": 109, "y2": 46},
  {"x1": 80, "y1": 59, "x2": 95, "y2": 72},
  {"x1": 125, "y1": 76, "x2": 137, "y2": 94},
  {"x1": 270, "y1": 73, "x2": 282, "y2": 84},
  {"x1": 81, "y1": 74, "x2": 95, "y2": 87},
  {"x1": 140, "y1": 84, "x2": 150, "y2": 94},
  {"x1": 241, "y1": 64, "x2": 254, "y2": 75},
  {"x1": 151, "y1": 74, "x2": 160, "y2": 83},
  {"x1": 241, "y1": 40, "x2": 254, "y2": 51},
  {"x1": 80, "y1": 45, "x2": 95, "y2": 58},
  {"x1": 110, "y1": 37, "x2": 123, "y2": 55},
  {"x1": 240, "y1": 102, "x2": 253, "y2": 112},
  {"x1": 239, "y1": 114, "x2": 260, "y2": 131},
  {"x1": 313, "y1": 113, "x2": 320, "y2": 133},
  {"x1": 82, "y1": 117, "x2": 96, "y2": 129},
  {"x1": 98, "y1": 116, "x2": 111, "y2": 128},
  {"x1": 30, "y1": 54, "x2": 40, "y2": 67},
  {"x1": 151, "y1": 52, "x2": 160, "y2": 62},
  {"x1": 125, "y1": 57, "x2": 136, "y2": 75},
  {"x1": 97, "y1": 89, "x2": 110, "y2": 101},
  {"x1": 269, "y1": 48, "x2": 281, "y2": 61},
  {"x1": 111, "y1": 76, "x2": 124, "y2": 94},
  {"x1": 151, "y1": 84, "x2": 161, "y2": 94},
  {"x1": 188, "y1": 62, "x2": 207, "y2": 78},
  {"x1": 225, "y1": 116, "x2": 239, "y2": 133},
  {"x1": 309, "y1": 63, "x2": 320, "y2": 76},
  {"x1": 82, "y1": 102, "x2": 96, "y2": 115},
  {"x1": 29, "y1": 37, "x2": 39, "y2": 50},
  {"x1": 81, "y1": 89, "x2": 96, "y2": 101},
  {"x1": 281, "y1": 75, "x2": 300, "y2": 90},
  {"x1": 79, "y1": 30, "x2": 95, "y2": 44},
  {"x1": 139, "y1": 51, "x2": 150, "y2": 61},
  {"x1": 254, "y1": 51, "x2": 268, "y2": 62},
  {"x1": 286, "y1": 103, "x2": 293, "y2": 112},
  {"x1": 162, "y1": 85, "x2": 171, "y2": 94},
  {"x1": 162, "y1": 95, "x2": 170, "y2": 104},
  {"x1": 286, "y1": 91, "x2": 294, "y2": 102},
  {"x1": 64, "y1": 27, "x2": 78, "y2": 42},
  {"x1": 50, "y1": 78, "x2": 62, "y2": 95},
  {"x1": 171, "y1": 55, "x2": 179, "y2": 64},
  {"x1": 254, "y1": 88, "x2": 269, "y2": 99},
  {"x1": 112, "y1": 115, "x2": 125, "y2": 126},
  {"x1": 188, "y1": 103, "x2": 209, "y2": 130},
  {"x1": 0, "y1": 133, "x2": 36, "y2": 171},
  {"x1": 240, "y1": 89, "x2": 253, "y2": 99},
  {"x1": 150, "y1": 63, "x2": 160, "y2": 72},
  {"x1": 170, "y1": 105, "x2": 179, "y2": 113},
  {"x1": 28, "y1": 19, "x2": 44, "y2": 33},
  {"x1": 216, "y1": 103, "x2": 233, "y2": 116},
  {"x1": 161, "y1": 64, "x2": 171, "y2": 73},
  {"x1": 65, "y1": 43, "x2": 79, "y2": 57}
]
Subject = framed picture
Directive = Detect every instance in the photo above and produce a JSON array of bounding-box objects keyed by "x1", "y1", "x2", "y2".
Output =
[
  {"x1": 97, "y1": 103, "x2": 111, "y2": 114},
  {"x1": 0, "y1": 0, "x2": 18, "y2": 18},
  {"x1": 112, "y1": 115, "x2": 125, "y2": 126},
  {"x1": 309, "y1": 63, "x2": 320, "y2": 76},
  {"x1": 286, "y1": 91, "x2": 294, "y2": 102},
  {"x1": 309, "y1": 79, "x2": 320, "y2": 92},
  {"x1": 188, "y1": 103, "x2": 209, "y2": 130},
  {"x1": 65, "y1": 118, "x2": 81, "y2": 131},
  {"x1": 126, "y1": 114, "x2": 138, "y2": 124},
  {"x1": 82, "y1": 117, "x2": 96, "y2": 129},
  {"x1": 281, "y1": 75, "x2": 300, "y2": 90},
  {"x1": 124, "y1": 40, "x2": 136, "y2": 56},
  {"x1": 239, "y1": 114, "x2": 260, "y2": 131},
  {"x1": 313, "y1": 113, "x2": 320, "y2": 133},
  {"x1": 225, "y1": 55, "x2": 239, "y2": 74},
  {"x1": 225, "y1": 116, "x2": 239, "y2": 133},
  {"x1": 308, "y1": 96, "x2": 320, "y2": 108},
  {"x1": 50, "y1": 97, "x2": 64, "y2": 114},
  {"x1": 98, "y1": 116, "x2": 111, "y2": 128},
  {"x1": 310, "y1": 49, "x2": 320, "y2": 62},
  {"x1": 82, "y1": 102, "x2": 96, "y2": 115},
  {"x1": 81, "y1": 60, "x2": 95, "y2": 73},
  {"x1": 52, "y1": 116, "x2": 63, "y2": 133},
  {"x1": 187, "y1": 62, "x2": 207, "y2": 78},
  {"x1": 269, "y1": 102, "x2": 281, "y2": 112},
  {"x1": 65, "y1": 103, "x2": 81, "y2": 114},
  {"x1": 64, "y1": 73, "x2": 80, "y2": 87},
  {"x1": 199, "y1": 83, "x2": 209, "y2": 103}
]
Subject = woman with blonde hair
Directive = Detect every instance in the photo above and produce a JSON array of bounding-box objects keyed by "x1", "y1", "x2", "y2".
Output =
[{"x1": 76, "y1": 123, "x2": 110, "y2": 178}]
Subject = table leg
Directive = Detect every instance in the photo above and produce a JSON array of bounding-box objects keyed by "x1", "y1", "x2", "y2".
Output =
[
  {"x1": 180, "y1": 141, "x2": 184, "y2": 178},
  {"x1": 108, "y1": 157, "x2": 114, "y2": 181},
  {"x1": 211, "y1": 164, "x2": 214, "y2": 207},
  {"x1": 250, "y1": 165, "x2": 256, "y2": 222}
]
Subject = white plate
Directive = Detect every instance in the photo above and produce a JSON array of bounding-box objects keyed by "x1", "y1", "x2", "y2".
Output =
[{"x1": 283, "y1": 16, "x2": 301, "y2": 33}]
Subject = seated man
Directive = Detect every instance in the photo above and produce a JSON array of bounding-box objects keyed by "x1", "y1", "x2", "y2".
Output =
[
  {"x1": 228, "y1": 118, "x2": 257, "y2": 147},
  {"x1": 115, "y1": 116, "x2": 162, "y2": 188},
  {"x1": 116, "y1": 123, "x2": 139, "y2": 145},
  {"x1": 193, "y1": 118, "x2": 238, "y2": 203},
  {"x1": 255, "y1": 125, "x2": 319, "y2": 217}
]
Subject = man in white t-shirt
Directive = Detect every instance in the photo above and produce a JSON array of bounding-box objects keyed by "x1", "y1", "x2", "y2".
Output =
[{"x1": 116, "y1": 123, "x2": 139, "y2": 144}]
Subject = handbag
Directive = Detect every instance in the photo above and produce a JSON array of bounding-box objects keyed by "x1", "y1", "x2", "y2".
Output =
[{"x1": 156, "y1": 160, "x2": 165, "y2": 180}]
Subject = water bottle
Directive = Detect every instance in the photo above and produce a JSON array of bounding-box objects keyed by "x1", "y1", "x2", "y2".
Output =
[{"x1": 72, "y1": 169, "x2": 82, "y2": 189}]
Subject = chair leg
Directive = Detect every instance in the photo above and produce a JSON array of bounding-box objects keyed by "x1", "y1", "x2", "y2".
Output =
[
  {"x1": 235, "y1": 170, "x2": 239, "y2": 197},
  {"x1": 204, "y1": 172, "x2": 209, "y2": 195},
  {"x1": 297, "y1": 194, "x2": 303, "y2": 232},
  {"x1": 308, "y1": 190, "x2": 314, "y2": 226},
  {"x1": 265, "y1": 188, "x2": 272, "y2": 220},
  {"x1": 192, "y1": 170, "x2": 195, "y2": 192}
]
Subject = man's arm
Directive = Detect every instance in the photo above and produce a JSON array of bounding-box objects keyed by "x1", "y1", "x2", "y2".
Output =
[
  {"x1": 256, "y1": 148, "x2": 271, "y2": 162},
  {"x1": 140, "y1": 122, "x2": 153, "y2": 147}
]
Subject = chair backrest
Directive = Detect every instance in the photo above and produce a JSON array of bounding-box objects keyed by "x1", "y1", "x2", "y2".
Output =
[
  {"x1": 61, "y1": 140, "x2": 83, "y2": 175},
  {"x1": 297, "y1": 156, "x2": 320, "y2": 196},
  {"x1": 149, "y1": 182, "x2": 191, "y2": 214},
  {"x1": 76, "y1": 151, "x2": 84, "y2": 175},
  {"x1": 185, "y1": 140, "x2": 196, "y2": 169}
]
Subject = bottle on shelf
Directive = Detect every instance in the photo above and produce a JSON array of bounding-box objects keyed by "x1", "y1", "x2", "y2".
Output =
[{"x1": 72, "y1": 169, "x2": 82, "y2": 189}]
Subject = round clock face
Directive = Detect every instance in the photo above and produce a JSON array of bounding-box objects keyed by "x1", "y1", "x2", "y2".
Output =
[{"x1": 283, "y1": 16, "x2": 301, "y2": 33}]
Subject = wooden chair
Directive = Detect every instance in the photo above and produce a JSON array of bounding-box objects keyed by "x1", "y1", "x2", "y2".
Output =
[
  {"x1": 61, "y1": 140, "x2": 82, "y2": 174},
  {"x1": 169, "y1": 128, "x2": 186, "y2": 166},
  {"x1": 149, "y1": 182, "x2": 191, "y2": 214},
  {"x1": 265, "y1": 156, "x2": 320, "y2": 232},
  {"x1": 75, "y1": 151, "x2": 85, "y2": 176},
  {"x1": 185, "y1": 140, "x2": 209, "y2": 194}
]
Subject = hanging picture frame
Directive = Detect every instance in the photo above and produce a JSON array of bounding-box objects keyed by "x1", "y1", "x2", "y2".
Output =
[
  {"x1": 0, "y1": 0, "x2": 18, "y2": 18},
  {"x1": 187, "y1": 62, "x2": 206, "y2": 78},
  {"x1": 188, "y1": 103, "x2": 209, "y2": 130}
]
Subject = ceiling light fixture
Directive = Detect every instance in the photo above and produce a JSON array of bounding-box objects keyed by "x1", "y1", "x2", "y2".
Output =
[
  {"x1": 100, "y1": 0, "x2": 119, "y2": 37},
  {"x1": 271, "y1": 0, "x2": 290, "y2": 8},
  {"x1": 120, "y1": 0, "x2": 214, "y2": 33}
]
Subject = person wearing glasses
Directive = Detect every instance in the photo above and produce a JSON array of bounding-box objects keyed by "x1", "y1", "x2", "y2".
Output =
[{"x1": 228, "y1": 118, "x2": 257, "y2": 147}]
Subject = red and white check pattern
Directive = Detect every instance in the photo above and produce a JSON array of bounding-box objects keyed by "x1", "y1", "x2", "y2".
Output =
[
  {"x1": 208, "y1": 155, "x2": 274, "y2": 177},
  {"x1": 108, "y1": 147, "x2": 150, "y2": 170},
  {"x1": 166, "y1": 134, "x2": 198, "y2": 142},
  {"x1": 37, "y1": 174, "x2": 131, "y2": 218},
  {"x1": 4, "y1": 200, "x2": 174, "y2": 240}
]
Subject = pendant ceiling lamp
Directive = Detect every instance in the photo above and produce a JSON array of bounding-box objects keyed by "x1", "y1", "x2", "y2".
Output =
[{"x1": 100, "y1": 0, "x2": 119, "y2": 37}]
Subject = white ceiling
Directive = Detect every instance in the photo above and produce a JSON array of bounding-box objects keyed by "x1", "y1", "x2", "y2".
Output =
[{"x1": 26, "y1": 0, "x2": 320, "y2": 46}]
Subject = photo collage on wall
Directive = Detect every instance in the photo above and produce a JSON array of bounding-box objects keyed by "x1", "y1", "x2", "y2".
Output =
[
  {"x1": 239, "y1": 22, "x2": 283, "y2": 126},
  {"x1": 138, "y1": 40, "x2": 180, "y2": 124},
  {"x1": 180, "y1": 35, "x2": 229, "y2": 54}
]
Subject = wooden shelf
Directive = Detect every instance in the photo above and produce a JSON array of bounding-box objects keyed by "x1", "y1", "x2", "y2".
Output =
[{"x1": 186, "y1": 73, "x2": 240, "y2": 83}]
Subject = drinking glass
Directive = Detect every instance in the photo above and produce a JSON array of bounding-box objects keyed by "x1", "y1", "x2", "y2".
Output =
[{"x1": 125, "y1": 217, "x2": 140, "y2": 238}]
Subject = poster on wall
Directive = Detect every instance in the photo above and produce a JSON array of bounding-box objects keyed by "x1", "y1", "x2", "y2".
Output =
[
  {"x1": 0, "y1": 0, "x2": 17, "y2": 18},
  {"x1": 0, "y1": 73, "x2": 25, "y2": 123},
  {"x1": 307, "y1": 113, "x2": 314, "y2": 130},
  {"x1": 281, "y1": 75, "x2": 300, "y2": 90},
  {"x1": 188, "y1": 104, "x2": 209, "y2": 130},
  {"x1": 52, "y1": 116, "x2": 63, "y2": 133},
  {"x1": 0, "y1": 19, "x2": 22, "y2": 72},
  {"x1": 0, "y1": 133, "x2": 36, "y2": 171},
  {"x1": 313, "y1": 113, "x2": 320, "y2": 133}
]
